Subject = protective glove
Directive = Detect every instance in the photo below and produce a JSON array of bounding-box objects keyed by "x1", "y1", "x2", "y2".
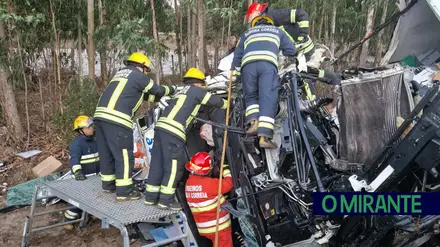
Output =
[
  {"x1": 233, "y1": 70, "x2": 241, "y2": 83},
  {"x1": 74, "y1": 169, "x2": 86, "y2": 181},
  {"x1": 170, "y1": 85, "x2": 177, "y2": 94},
  {"x1": 222, "y1": 164, "x2": 231, "y2": 178}
]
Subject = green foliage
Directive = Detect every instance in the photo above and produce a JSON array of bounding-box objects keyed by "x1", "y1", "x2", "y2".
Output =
[{"x1": 51, "y1": 77, "x2": 101, "y2": 144}]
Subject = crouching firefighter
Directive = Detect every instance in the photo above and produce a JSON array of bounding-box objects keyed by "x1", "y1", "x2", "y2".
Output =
[
  {"x1": 63, "y1": 116, "x2": 100, "y2": 229},
  {"x1": 185, "y1": 152, "x2": 234, "y2": 247},
  {"x1": 233, "y1": 14, "x2": 296, "y2": 149},
  {"x1": 94, "y1": 52, "x2": 175, "y2": 201},
  {"x1": 144, "y1": 68, "x2": 228, "y2": 210}
]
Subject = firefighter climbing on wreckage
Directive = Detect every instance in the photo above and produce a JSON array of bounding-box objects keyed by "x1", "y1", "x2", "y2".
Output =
[
  {"x1": 94, "y1": 52, "x2": 175, "y2": 201},
  {"x1": 233, "y1": 12, "x2": 297, "y2": 149},
  {"x1": 185, "y1": 152, "x2": 234, "y2": 247},
  {"x1": 144, "y1": 68, "x2": 228, "y2": 210},
  {"x1": 245, "y1": 2, "x2": 341, "y2": 101}
]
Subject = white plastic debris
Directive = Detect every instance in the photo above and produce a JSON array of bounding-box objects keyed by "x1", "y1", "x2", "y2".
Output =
[
  {"x1": 16, "y1": 150, "x2": 42, "y2": 159},
  {"x1": 200, "y1": 124, "x2": 214, "y2": 147}
]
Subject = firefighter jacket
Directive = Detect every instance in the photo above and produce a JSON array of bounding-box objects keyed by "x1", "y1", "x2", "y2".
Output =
[
  {"x1": 267, "y1": 8, "x2": 315, "y2": 54},
  {"x1": 94, "y1": 66, "x2": 174, "y2": 130},
  {"x1": 233, "y1": 24, "x2": 296, "y2": 76},
  {"x1": 69, "y1": 135, "x2": 100, "y2": 175},
  {"x1": 155, "y1": 85, "x2": 228, "y2": 141},
  {"x1": 185, "y1": 168, "x2": 233, "y2": 235}
]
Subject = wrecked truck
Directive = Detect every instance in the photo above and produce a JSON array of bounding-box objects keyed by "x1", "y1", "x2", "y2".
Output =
[{"x1": 133, "y1": 0, "x2": 440, "y2": 246}]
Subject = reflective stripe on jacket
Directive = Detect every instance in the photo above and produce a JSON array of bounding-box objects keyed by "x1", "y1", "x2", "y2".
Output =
[
  {"x1": 185, "y1": 169, "x2": 233, "y2": 234},
  {"x1": 233, "y1": 24, "x2": 296, "y2": 73},
  {"x1": 69, "y1": 135, "x2": 100, "y2": 175},
  {"x1": 94, "y1": 66, "x2": 173, "y2": 129},
  {"x1": 156, "y1": 85, "x2": 227, "y2": 141}
]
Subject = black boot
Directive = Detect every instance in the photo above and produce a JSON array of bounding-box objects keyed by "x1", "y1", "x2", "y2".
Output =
[
  {"x1": 116, "y1": 190, "x2": 141, "y2": 201},
  {"x1": 157, "y1": 201, "x2": 182, "y2": 211}
]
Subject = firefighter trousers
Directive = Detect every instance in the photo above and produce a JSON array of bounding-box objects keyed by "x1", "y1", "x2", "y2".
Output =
[
  {"x1": 95, "y1": 120, "x2": 135, "y2": 196},
  {"x1": 145, "y1": 129, "x2": 186, "y2": 204},
  {"x1": 201, "y1": 226, "x2": 233, "y2": 247},
  {"x1": 242, "y1": 61, "x2": 279, "y2": 138}
]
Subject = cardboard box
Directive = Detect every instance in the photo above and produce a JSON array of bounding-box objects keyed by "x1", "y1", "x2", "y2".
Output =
[{"x1": 32, "y1": 156, "x2": 63, "y2": 177}]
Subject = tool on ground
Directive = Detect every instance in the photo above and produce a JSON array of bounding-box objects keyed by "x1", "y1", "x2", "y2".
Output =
[{"x1": 214, "y1": 70, "x2": 233, "y2": 247}]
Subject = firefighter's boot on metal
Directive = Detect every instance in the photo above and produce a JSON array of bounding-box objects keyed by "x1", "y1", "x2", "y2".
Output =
[
  {"x1": 246, "y1": 120, "x2": 259, "y2": 136},
  {"x1": 116, "y1": 190, "x2": 141, "y2": 201},
  {"x1": 158, "y1": 201, "x2": 182, "y2": 211},
  {"x1": 259, "y1": 136, "x2": 277, "y2": 149}
]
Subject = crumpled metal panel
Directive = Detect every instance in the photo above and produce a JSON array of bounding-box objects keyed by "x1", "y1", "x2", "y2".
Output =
[{"x1": 337, "y1": 67, "x2": 413, "y2": 167}]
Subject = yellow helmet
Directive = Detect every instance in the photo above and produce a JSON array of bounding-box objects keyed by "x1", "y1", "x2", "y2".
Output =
[
  {"x1": 73, "y1": 115, "x2": 94, "y2": 131},
  {"x1": 183, "y1": 68, "x2": 206, "y2": 84},
  {"x1": 251, "y1": 16, "x2": 274, "y2": 27},
  {"x1": 124, "y1": 52, "x2": 152, "y2": 70}
]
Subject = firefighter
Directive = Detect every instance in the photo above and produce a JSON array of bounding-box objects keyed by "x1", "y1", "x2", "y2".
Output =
[
  {"x1": 94, "y1": 52, "x2": 175, "y2": 201},
  {"x1": 185, "y1": 152, "x2": 233, "y2": 247},
  {"x1": 144, "y1": 68, "x2": 228, "y2": 210},
  {"x1": 233, "y1": 14, "x2": 296, "y2": 149},
  {"x1": 63, "y1": 115, "x2": 100, "y2": 229},
  {"x1": 246, "y1": 2, "x2": 315, "y2": 61}
]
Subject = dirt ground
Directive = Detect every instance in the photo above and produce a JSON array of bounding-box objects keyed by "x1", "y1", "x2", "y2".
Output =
[{"x1": 0, "y1": 203, "x2": 151, "y2": 247}]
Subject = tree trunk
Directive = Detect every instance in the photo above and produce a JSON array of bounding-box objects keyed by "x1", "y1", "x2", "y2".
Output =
[
  {"x1": 324, "y1": 15, "x2": 329, "y2": 45},
  {"x1": 374, "y1": 1, "x2": 388, "y2": 66},
  {"x1": 78, "y1": 4, "x2": 83, "y2": 86},
  {"x1": 197, "y1": 0, "x2": 205, "y2": 72},
  {"x1": 318, "y1": 11, "x2": 323, "y2": 42},
  {"x1": 179, "y1": 1, "x2": 183, "y2": 76},
  {"x1": 150, "y1": 0, "x2": 161, "y2": 83},
  {"x1": 174, "y1": 0, "x2": 182, "y2": 76},
  {"x1": 360, "y1": 5, "x2": 376, "y2": 66},
  {"x1": 330, "y1": 2, "x2": 337, "y2": 55},
  {"x1": 50, "y1": 0, "x2": 61, "y2": 86},
  {"x1": 17, "y1": 37, "x2": 30, "y2": 147},
  {"x1": 187, "y1": 2, "x2": 192, "y2": 68},
  {"x1": 87, "y1": 0, "x2": 95, "y2": 80},
  {"x1": 98, "y1": 0, "x2": 108, "y2": 84},
  {"x1": 191, "y1": 8, "x2": 197, "y2": 67},
  {"x1": 0, "y1": 21, "x2": 24, "y2": 142},
  {"x1": 214, "y1": 44, "x2": 219, "y2": 74},
  {"x1": 220, "y1": 20, "x2": 225, "y2": 54},
  {"x1": 70, "y1": 47, "x2": 75, "y2": 71}
]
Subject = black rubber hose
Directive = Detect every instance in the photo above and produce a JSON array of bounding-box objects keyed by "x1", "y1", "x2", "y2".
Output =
[{"x1": 290, "y1": 72, "x2": 326, "y2": 192}]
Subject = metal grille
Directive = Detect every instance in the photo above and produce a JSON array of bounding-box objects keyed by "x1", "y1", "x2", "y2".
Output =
[
  {"x1": 337, "y1": 67, "x2": 412, "y2": 166},
  {"x1": 43, "y1": 175, "x2": 179, "y2": 225}
]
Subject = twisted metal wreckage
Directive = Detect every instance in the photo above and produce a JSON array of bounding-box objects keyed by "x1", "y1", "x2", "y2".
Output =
[
  {"x1": 134, "y1": 38, "x2": 440, "y2": 246},
  {"x1": 22, "y1": 0, "x2": 440, "y2": 246}
]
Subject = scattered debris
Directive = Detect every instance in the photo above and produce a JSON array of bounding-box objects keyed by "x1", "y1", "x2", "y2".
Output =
[
  {"x1": 0, "y1": 161, "x2": 8, "y2": 173},
  {"x1": 16, "y1": 150, "x2": 42, "y2": 159},
  {"x1": 32, "y1": 155, "x2": 63, "y2": 177},
  {"x1": 6, "y1": 173, "x2": 60, "y2": 207}
]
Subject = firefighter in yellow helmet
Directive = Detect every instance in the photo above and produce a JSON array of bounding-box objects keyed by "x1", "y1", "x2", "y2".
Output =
[
  {"x1": 144, "y1": 68, "x2": 228, "y2": 210},
  {"x1": 94, "y1": 52, "x2": 176, "y2": 201},
  {"x1": 63, "y1": 115, "x2": 99, "y2": 229}
]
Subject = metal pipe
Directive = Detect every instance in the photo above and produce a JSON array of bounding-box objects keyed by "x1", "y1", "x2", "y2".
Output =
[
  {"x1": 33, "y1": 206, "x2": 77, "y2": 216},
  {"x1": 31, "y1": 219, "x2": 84, "y2": 232}
]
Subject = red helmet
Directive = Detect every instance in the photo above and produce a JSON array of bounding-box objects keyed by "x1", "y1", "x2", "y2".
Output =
[
  {"x1": 185, "y1": 152, "x2": 212, "y2": 176},
  {"x1": 246, "y1": 3, "x2": 269, "y2": 24}
]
